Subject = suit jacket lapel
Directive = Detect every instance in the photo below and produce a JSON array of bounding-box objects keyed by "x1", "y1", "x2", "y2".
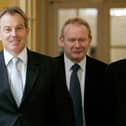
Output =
[
  {"x1": 21, "y1": 50, "x2": 39, "y2": 105},
  {"x1": 0, "y1": 52, "x2": 17, "y2": 107},
  {"x1": 85, "y1": 56, "x2": 96, "y2": 93},
  {"x1": 84, "y1": 56, "x2": 93, "y2": 118},
  {"x1": 56, "y1": 55, "x2": 67, "y2": 88}
]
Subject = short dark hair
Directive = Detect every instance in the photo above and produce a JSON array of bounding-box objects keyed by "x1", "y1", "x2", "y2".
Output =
[{"x1": 0, "y1": 6, "x2": 28, "y2": 28}]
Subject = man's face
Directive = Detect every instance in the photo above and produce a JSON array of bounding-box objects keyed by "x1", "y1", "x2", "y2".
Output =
[
  {"x1": 60, "y1": 24, "x2": 91, "y2": 62},
  {"x1": 0, "y1": 13, "x2": 29, "y2": 56}
]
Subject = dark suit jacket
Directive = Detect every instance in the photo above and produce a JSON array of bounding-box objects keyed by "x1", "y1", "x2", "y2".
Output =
[
  {"x1": 55, "y1": 55, "x2": 108, "y2": 126},
  {"x1": 104, "y1": 59, "x2": 126, "y2": 126},
  {"x1": 0, "y1": 49, "x2": 75, "y2": 126}
]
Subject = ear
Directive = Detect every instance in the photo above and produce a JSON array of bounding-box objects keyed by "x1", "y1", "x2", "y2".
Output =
[
  {"x1": 26, "y1": 27, "x2": 30, "y2": 34},
  {"x1": 58, "y1": 36, "x2": 64, "y2": 47},
  {"x1": 88, "y1": 37, "x2": 92, "y2": 47}
]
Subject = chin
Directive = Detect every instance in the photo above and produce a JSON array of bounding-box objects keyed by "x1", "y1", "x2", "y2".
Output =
[{"x1": 72, "y1": 58, "x2": 81, "y2": 63}]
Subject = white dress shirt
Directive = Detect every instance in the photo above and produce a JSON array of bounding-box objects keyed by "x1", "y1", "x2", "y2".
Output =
[{"x1": 4, "y1": 48, "x2": 27, "y2": 92}]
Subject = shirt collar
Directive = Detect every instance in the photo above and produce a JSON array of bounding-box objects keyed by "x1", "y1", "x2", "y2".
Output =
[
  {"x1": 4, "y1": 48, "x2": 27, "y2": 66},
  {"x1": 64, "y1": 54, "x2": 86, "y2": 71}
]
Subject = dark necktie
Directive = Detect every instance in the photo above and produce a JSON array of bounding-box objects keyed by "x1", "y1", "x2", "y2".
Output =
[{"x1": 70, "y1": 64, "x2": 83, "y2": 126}]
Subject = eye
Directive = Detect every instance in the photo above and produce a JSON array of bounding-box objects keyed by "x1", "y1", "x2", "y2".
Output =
[
  {"x1": 3, "y1": 28, "x2": 11, "y2": 33},
  {"x1": 15, "y1": 26, "x2": 25, "y2": 31},
  {"x1": 69, "y1": 38, "x2": 76, "y2": 43},
  {"x1": 78, "y1": 38, "x2": 85, "y2": 42}
]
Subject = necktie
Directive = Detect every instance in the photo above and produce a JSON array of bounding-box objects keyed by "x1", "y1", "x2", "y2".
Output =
[
  {"x1": 10, "y1": 57, "x2": 23, "y2": 106},
  {"x1": 70, "y1": 64, "x2": 83, "y2": 126}
]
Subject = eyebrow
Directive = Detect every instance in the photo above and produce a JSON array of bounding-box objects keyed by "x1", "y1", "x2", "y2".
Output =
[{"x1": 3, "y1": 24, "x2": 25, "y2": 27}]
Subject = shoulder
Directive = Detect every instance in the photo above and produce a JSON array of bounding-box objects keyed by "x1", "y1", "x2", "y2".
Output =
[
  {"x1": 86, "y1": 56, "x2": 108, "y2": 67},
  {"x1": 104, "y1": 59, "x2": 126, "y2": 81},
  {"x1": 54, "y1": 54, "x2": 64, "y2": 61},
  {"x1": 107, "y1": 58, "x2": 126, "y2": 71},
  {"x1": 53, "y1": 54, "x2": 65, "y2": 66},
  {"x1": 28, "y1": 49, "x2": 55, "y2": 65},
  {"x1": 28, "y1": 50, "x2": 51, "y2": 59},
  {"x1": 110, "y1": 58, "x2": 126, "y2": 66}
]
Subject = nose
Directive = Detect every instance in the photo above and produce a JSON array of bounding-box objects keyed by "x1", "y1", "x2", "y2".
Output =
[
  {"x1": 74, "y1": 40, "x2": 80, "y2": 47},
  {"x1": 10, "y1": 29, "x2": 16, "y2": 36}
]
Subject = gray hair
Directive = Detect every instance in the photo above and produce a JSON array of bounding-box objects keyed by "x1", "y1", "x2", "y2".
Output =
[{"x1": 60, "y1": 17, "x2": 92, "y2": 39}]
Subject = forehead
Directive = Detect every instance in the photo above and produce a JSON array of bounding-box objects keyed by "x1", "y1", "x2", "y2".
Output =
[
  {"x1": 0, "y1": 13, "x2": 24, "y2": 26},
  {"x1": 64, "y1": 24, "x2": 89, "y2": 36},
  {"x1": 64, "y1": 24, "x2": 88, "y2": 32}
]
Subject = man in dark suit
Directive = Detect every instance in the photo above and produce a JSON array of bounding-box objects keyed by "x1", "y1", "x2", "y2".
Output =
[
  {"x1": 55, "y1": 17, "x2": 108, "y2": 126},
  {"x1": 0, "y1": 6, "x2": 74, "y2": 126},
  {"x1": 104, "y1": 59, "x2": 126, "y2": 126}
]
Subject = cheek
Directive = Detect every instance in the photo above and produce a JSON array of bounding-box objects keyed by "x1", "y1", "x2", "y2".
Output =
[
  {"x1": 64, "y1": 44, "x2": 72, "y2": 53},
  {"x1": 83, "y1": 42, "x2": 90, "y2": 48},
  {"x1": 64, "y1": 42, "x2": 70, "y2": 48},
  {"x1": 0, "y1": 34, "x2": 7, "y2": 41},
  {"x1": 0, "y1": 32, "x2": 1, "y2": 40}
]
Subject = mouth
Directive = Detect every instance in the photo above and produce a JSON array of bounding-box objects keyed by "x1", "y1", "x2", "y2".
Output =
[
  {"x1": 10, "y1": 40, "x2": 20, "y2": 47},
  {"x1": 10, "y1": 39, "x2": 20, "y2": 43},
  {"x1": 73, "y1": 50, "x2": 82, "y2": 53}
]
